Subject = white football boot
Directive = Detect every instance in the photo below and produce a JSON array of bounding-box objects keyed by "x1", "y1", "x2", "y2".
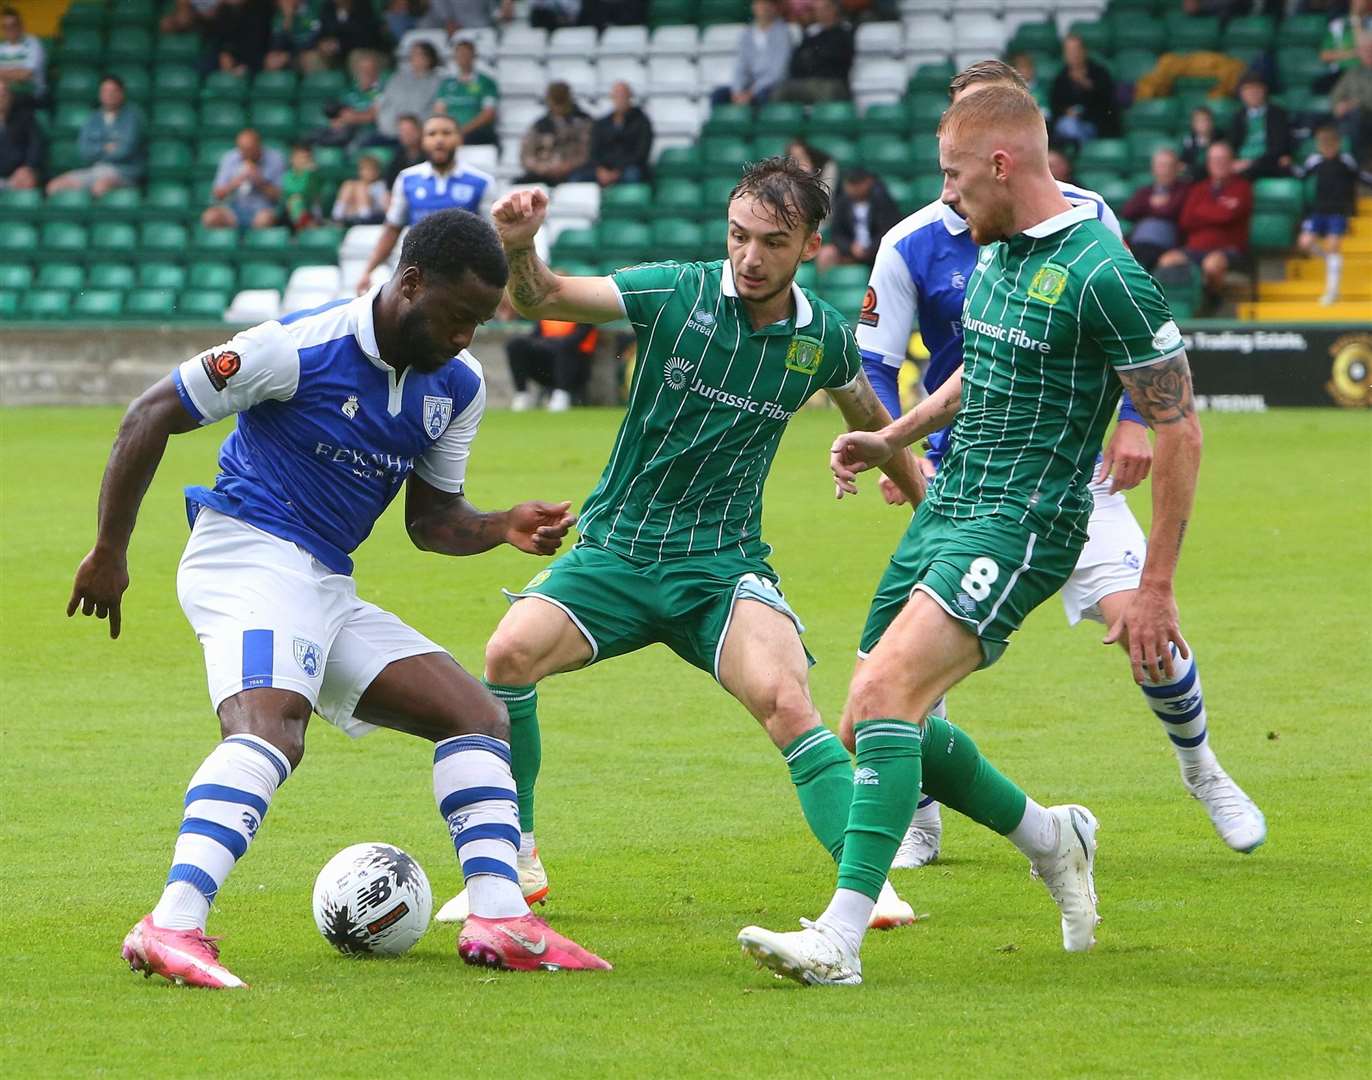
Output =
[
  {"x1": 1185, "y1": 767, "x2": 1267, "y2": 853},
  {"x1": 891, "y1": 801, "x2": 942, "y2": 869},
  {"x1": 547, "y1": 389, "x2": 572, "y2": 412},
  {"x1": 868, "y1": 880, "x2": 917, "y2": 930},
  {"x1": 738, "y1": 919, "x2": 862, "y2": 986},
  {"x1": 1029, "y1": 804, "x2": 1100, "y2": 952},
  {"x1": 436, "y1": 846, "x2": 549, "y2": 924}
]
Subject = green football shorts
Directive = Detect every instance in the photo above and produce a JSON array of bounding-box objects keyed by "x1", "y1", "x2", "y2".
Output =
[
  {"x1": 505, "y1": 542, "x2": 809, "y2": 679},
  {"x1": 859, "y1": 504, "x2": 1080, "y2": 668}
]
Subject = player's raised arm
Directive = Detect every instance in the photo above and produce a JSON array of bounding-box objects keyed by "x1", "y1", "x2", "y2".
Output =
[
  {"x1": 492, "y1": 188, "x2": 626, "y2": 323},
  {"x1": 830, "y1": 365, "x2": 964, "y2": 493},
  {"x1": 67, "y1": 376, "x2": 201, "y2": 638},
  {"x1": 825, "y1": 370, "x2": 925, "y2": 503}
]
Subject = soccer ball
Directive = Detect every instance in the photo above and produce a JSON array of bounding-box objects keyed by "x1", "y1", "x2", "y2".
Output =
[{"x1": 312, "y1": 843, "x2": 433, "y2": 956}]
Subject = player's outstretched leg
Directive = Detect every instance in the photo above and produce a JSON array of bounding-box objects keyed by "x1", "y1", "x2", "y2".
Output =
[{"x1": 123, "y1": 688, "x2": 305, "y2": 989}]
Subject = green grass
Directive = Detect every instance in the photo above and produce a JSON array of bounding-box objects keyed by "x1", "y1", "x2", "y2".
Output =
[{"x1": 2, "y1": 406, "x2": 1369, "y2": 1078}]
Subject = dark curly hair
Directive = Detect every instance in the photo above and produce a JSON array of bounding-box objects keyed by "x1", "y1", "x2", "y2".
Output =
[
  {"x1": 729, "y1": 156, "x2": 831, "y2": 235},
  {"x1": 397, "y1": 209, "x2": 508, "y2": 289}
]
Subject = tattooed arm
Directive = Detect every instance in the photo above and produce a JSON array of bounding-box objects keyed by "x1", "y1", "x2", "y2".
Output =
[
  {"x1": 830, "y1": 364, "x2": 962, "y2": 495},
  {"x1": 490, "y1": 188, "x2": 626, "y2": 322},
  {"x1": 827, "y1": 371, "x2": 925, "y2": 504},
  {"x1": 1105, "y1": 351, "x2": 1204, "y2": 683},
  {"x1": 405, "y1": 475, "x2": 576, "y2": 556}
]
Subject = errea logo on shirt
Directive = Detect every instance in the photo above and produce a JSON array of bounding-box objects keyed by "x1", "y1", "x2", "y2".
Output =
[{"x1": 686, "y1": 309, "x2": 716, "y2": 334}]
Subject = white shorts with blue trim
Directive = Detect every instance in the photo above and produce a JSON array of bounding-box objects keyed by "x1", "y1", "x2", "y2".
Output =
[
  {"x1": 177, "y1": 508, "x2": 445, "y2": 737},
  {"x1": 1061, "y1": 486, "x2": 1147, "y2": 626}
]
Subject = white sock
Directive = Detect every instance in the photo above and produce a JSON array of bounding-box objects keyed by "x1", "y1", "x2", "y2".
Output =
[
  {"x1": 519, "y1": 831, "x2": 536, "y2": 858},
  {"x1": 1325, "y1": 252, "x2": 1343, "y2": 298},
  {"x1": 1007, "y1": 797, "x2": 1060, "y2": 861},
  {"x1": 434, "y1": 734, "x2": 529, "y2": 919},
  {"x1": 1141, "y1": 645, "x2": 1218, "y2": 777},
  {"x1": 815, "y1": 888, "x2": 873, "y2": 956},
  {"x1": 151, "y1": 734, "x2": 291, "y2": 931}
]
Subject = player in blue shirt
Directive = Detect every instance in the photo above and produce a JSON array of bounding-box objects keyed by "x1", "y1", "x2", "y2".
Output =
[
  {"x1": 354, "y1": 113, "x2": 496, "y2": 294},
  {"x1": 854, "y1": 61, "x2": 1265, "y2": 867},
  {"x1": 68, "y1": 210, "x2": 611, "y2": 988}
]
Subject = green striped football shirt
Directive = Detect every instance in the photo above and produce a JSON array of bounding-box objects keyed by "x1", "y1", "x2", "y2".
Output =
[
  {"x1": 577, "y1": 260, "x2": 862, "y2": 561},
  {"x1": 930, "y1": 204, "x2": 1182, "y2": 547}
]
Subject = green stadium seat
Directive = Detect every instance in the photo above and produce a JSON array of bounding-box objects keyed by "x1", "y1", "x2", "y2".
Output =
[
  {"x1": 89, "y1": 263, "x2": 137, "y2": 291},
  {"x1": 0, "y1": 264, "x2": 34, "y2": 289},
  {"x1": 1103, "y1": 15, "x2": 1164, "y2": 53},
  {"x1": 601, "y1": 221, "x2": 654, "y2": 265},
  {"x1": 53, "y1": 29, "x2": 103, "y2": 66},
  {"x1": 807, "y1": 101, "x2": 857, "y2": 136},
  {"x1": 55, "y1": 67, "x2": 100, "y2": 105},
  {"x1": 1009, "y1": 21, "x2": 1060, "y2": 55},
  {"x1": 21, "y1": 289, "x2": 72, "y2": 320},
  {"x1": 91, "y1": 221, "x2": 138, "y2": 258},
  {"x1": 0, "y1": 222, "x2": 37, "y2": 255},
  {"x1": 47, "y1": 140, "x2": 83, "y2": 175},
  {"x1": 156, "y1": 34, "x2": 202, "y2": 63},
  {"x1": 92, "y1": 187, "x2": 142, "y2": 220},
  {"x1": 1249, "y1": 211, "x2": 1297, "y2": 252},
  {"x1": 793, "y1": 262, "x2": 818, "y2": 291},
  {"x1": 1277, "y1": 49, "x2": 1326, "y2": 92},
  {"x1": 189, "y1": 262, "x2": 237, "y2": 291},
  {"x1": 239, "y1": 262, "x2": 289, "y2": 292},
  {"x1": 52, "y1": 104, "x2": 89, "y2": 138},
  {"x1": 107, "y1": 27, "x2": 154, "y2": 62},
  {"x1": 657, "y1": 179, "x2": 704, "y2": 218},
  {"x1": 703, "y1": 103, "x2": 752, "y2": 138},
  {"x1": 143, "y1": 181, "x2": 193, "y2": 221},
  {"x1": 242, "y1": 228, "x2": 292, "y2": 258},
  {"x1": 40, "y1": 222, "x2": 89, "y2": 258},
  {"x1": 1157, "y1": 262, "x2": 1201, "y2": 321},
  {"x1": 60, "y1": 3, "x2": 107, "y2": 31},
  {"x1": 749, "y1": 133, "x2": 789, "y2": 161},
  {"x1": 701, "y1": 136, "x2": 751, "y2": 169},
  {"x1": 178, "y1": 290, "x2": 231, "y2": 321},
  {"x1": 193, "y1": 225, "x2": 241, "y2": 260},
  {"x1": 1281, "y1": 14, "x2": 1330, "y2": 49},
  {"x1": 755, "y1": 101, "x2": 804, "y2": 133},
  {"x1": 147, "y1": 140, "x2": 194, "y2": 181},
  {"x1": 150, "y1": 101, "x2": 198, "y2": 139},
  {"x1": 1075, "y1": 138, "x2": 1130, "y2": 172},
  {"x1": 908, "y1": 93, "x2": 947, "y2": 130},
  {"x1": 654, "y1": 145, "x2": 703, "y2": 180},
  {"x1": 299, "y1": 70, "x2": 348, "y2": 103},
  {"x1": 0, "y1": 291, "x2": 18, "y2": 318},
  {"x1": 153, "y1": 64, "x2": 200, "y2": 98},
  {"x1": 1253, "y1": 178, "x2": 1304, "y2": 216},
  {"x1": 1125, "y1": 98, "x2": 1179, "y2": 135},
  {"x1": 862, "y1": 101, "x2": 910, "y2": 136},
  {"x1": 1067, "y1": 21, "x2": 1112, "y2": 55},
  {"x1": 106, "y1": 66, "x2": 151, "y2": 103},
  {"x1": 1164, "y1": 13, "x2": 1219, "y2": 52},
  {"x1": 1125, "y1": 132, "x2": 1177, "y2": 172},
  {"x1": 907, "y1": 61, "x2": 956, "y2": 96},
  {"x1": 201, "y1": 101, "x2": 249, "y2": 139},
  {"x1": 649, "y1": 0, "x2": 698, "y2": 25},
  {"x1": 1205, "y1": 98, "x2": 1239, "y2": 132},
  {"x1": 42, "y1": 188, "x2": 93, "y2": 224},
  {"x1": 0, "y1": 187, "x2": 42, "y2": 221},
  {"x1": 699, "y1": 0, "x2": 748, "y2": 25},
  {"x1": 201, "y1": 71, "x2": 249, "y2": 102},
  {"x1": 1077, "y1": 172, "x2": 1133, "y2": 208},
  {"x1": 883, "y1": 177, "x2": 916, "y2": 211},
  {"x1": 253, "y1": 70, "x2": 299, "y2": 101},
  {"x1": 121, "y1": 0, "x2": 160, "y2": 24},
  {"x1": 124, "y1": 288, "x2": 178, "y2": 320},
  {"x1": 141, "y1": 221, "x2": 191, "y2": 261},
  {"x1": 295, "y1": 101, "x2": 330, "y2": 132},
  {"x1": 296, "y1": 226, "x2": 344, "y2": 259},
  {"x1": 36, "y1": 262, "x2": 85, "y2": 291},
  {"x1": 856, "y1": 135, "x2": 921, "y2": 179},
  {"x1": 552, "y1": 226, "x2": 599, "y2": 263},
  {"x1": 819, "y1": 264, "x2": 870, "y2": 290},
  {"x1": 821, "y1": 285, "x2": 868, "y2": 322},
  {"x1": 139, "y1": 262, "x2": 188, "y2": 290},
  {"x1": 250, "y1": 102, "x2": 298, "y2": 142},
  {"x1": 599, "y1": 182, "x2": 654, "y2": 221},
  {"x1": 651, "y1": 218, "x2": 703, "y2": 261},
  {"x1": 1112, "y1": 49, "x2": 1159, "y2": 86},
  {"x1": 73, "y1": 289, "x2": 126, "y2": 318}
]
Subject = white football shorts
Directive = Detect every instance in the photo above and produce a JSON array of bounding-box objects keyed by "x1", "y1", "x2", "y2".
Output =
[
  {"x1": 1060, "y1": 483, "x2": 1147, "y2": 626},
  {"x1": 177, "y1": 508, "x2": 446, "y2": 737}
]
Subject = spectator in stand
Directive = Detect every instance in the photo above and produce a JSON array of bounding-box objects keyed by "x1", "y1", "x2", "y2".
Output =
[
  {"x1": 354, "y1": 113, "x2": 494, "y2": 292},
  {"x1": 420, "y1": 0, "x2": 513, "y2": 33},
  {"x1": 434, "y1": 37, "x2": 499, "y2": 146},
  {"x1": 327, "y1": 49, "x2": 388, "y2": 144},
  {"x1": 206, "y1": 0, "x2": 273, "y2": 77},
  {"x1": 1229, "y1": 74, "x2": 1292, "y2": 180},
  {"x1": 1050, "y1": 33, "x2": 1118, "y2": 146},
  {"x1": 1295, "y1": 125, "x2": 1372, "y2": 305},
  {"x1": 529, "y1": 0, "x2": 580, "y2": 32},
  {"x1": 0, "y1": 80, "x2": 41, "y2": 189},
  {"x1": 589, "y1": 81, "x2": 652, "y2": 187},
  {"x1": 374, "y1": 42, "x2": 443, "y2": 143},
  {"x1": 1331, "y1": 38, "x2": 1372, "y2": 162},
  {"x1": 817, "y1": 166, "x2": 900, "y2": 272},
  {"x1": 332, "y1": 152, "x2": 389, "y2": 224},
  {"x1": 161, "y1": 0, "x2": 223, "y2": 35},
  {"x1": 517, "y1": 80, "x2": 593, "y2": 185},
  {"x1": 578, "y1": 0, "x2": 646, "y2": 30},
  {"x1": 785, "y1": 136, "x2": 837, "y2": 225},
  {"x1": 264, "y1": 0, "x2": 323, "y2": 72},
  {"x1": 1008, "y1": 51, "x2": 1048, "y2": 112},
  {"x1": 1157, "y1": 141, "x2": 1252, "y2": 302},
  {"x1": 1047, "y1": 147, "x2": 1073, "y2": 183},
  {"x1": 710, "y1": 0, "x2": 791, "y2": 107},
  {"x1": 47, "y1": 75, "x2": 145, "y2": 197},
  {"x1": 1317, "y1": 0, "x2": 1372, "y2": 94},
  {"x1": 508, "y1": 318, "x2": 599, "y2": 413},
  {"x1": 1121, "y1": 147, "x2": 1190, "y2": 272},
  {"x1": 384, "y1": 113, "x2": 425, "y2": 183},
  {"x1": 774, "y1": 0, "x2": 854, "y2": 104},
  {"x1": 1180, "y1": 105, "x2": 1216, "y2": 179},
  {"x1": 0, "y1": 7, "x2": 45, "y2": 99},
  {"x1": 201, "y1": 128, "x2": 286, "y2": 230},
  {"x1": 311, "y1": 0, "x2": 386, "y2": 69},
  {"x1": 277, "y1": 142, "x2": 323, "y2": 230}
]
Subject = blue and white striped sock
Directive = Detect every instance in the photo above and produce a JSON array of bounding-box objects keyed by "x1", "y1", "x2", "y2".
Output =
[
  {"x1": 916, "y1": 794, "x2": 936, "y2": 810},
  {"x1": 1142, "y1": 646, "x2": 1217, "y2": 775},
  {"x1": 434, "y1": 734, "x2": 527, "y2": 919},
  {"x1": 151, "y1": 734, "x2": 292, "y2": 931}
]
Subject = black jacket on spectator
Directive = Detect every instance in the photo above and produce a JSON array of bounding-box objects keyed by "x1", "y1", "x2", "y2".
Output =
[
  {"x1": 1049, "y1": 61, "x2": 1119, "y2": 137},
  {"x1": 207, "y1": 0, "x2": 273, "y2": 72},
  {"x1": 788, "y1": 24, "x2": 854, "y2": 83},
  {"x1": 590, "y1": 106, "x2": 653, "y2": 174},
  {"x1": 0, "y1": 100, "x2": 43, "y2": 181},
  {"x1": 1228, "y1": 103, "x2": 1293, "y2": 178},
  {"x1": 828, "y1": 179, "x2": 902, "y2": 261},
  {"x1": 318, "y1": 0, "x2": 385, "y2": 59}
]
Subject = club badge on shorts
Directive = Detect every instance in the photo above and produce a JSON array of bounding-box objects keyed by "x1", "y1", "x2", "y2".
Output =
[
  {"x1": 423, "y1": 395, "x2": 453, "y2": 438},
  {"x1": 1027, "y1": 262, "x2": 1069, "y2": 305},
  {"x1": 294, "y1": 637, "x2": 323, "y2": 678},
  {"x1": 785, "y1": 335, "x2": 823, "y2": 375}
]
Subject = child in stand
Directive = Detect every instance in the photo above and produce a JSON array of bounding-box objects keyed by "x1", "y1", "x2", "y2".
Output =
[
  {"x1": 331, "y1": 153, "x2": 389, "y2": 225},
  {"x1": 1295, "y1": 126, "x2": 1372, "y2": 305},
  {"x1": 1180, "y1": 106, "x2": 1216, "y2": 180},
  {"x1": 279, "y1": 142, "x2": 323, "y2": 230}
]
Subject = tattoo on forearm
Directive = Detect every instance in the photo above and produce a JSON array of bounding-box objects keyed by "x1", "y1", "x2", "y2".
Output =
[
  {"x1": 506, "y1": 247, "x2": 554, "y2": 310},
  {"x1": 1176, "y1": 518, "x2": 1188, "y2": 558},
  {"x1": 1118, "y1": 353, "x2": 1196, "y2": 427},
  {"x1": 833, "y1": 372, "x2": 884, "y2": 429}
]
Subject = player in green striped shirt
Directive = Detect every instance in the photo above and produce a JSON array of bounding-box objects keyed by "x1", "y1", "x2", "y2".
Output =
[
  {"x1": 740, "y1": 86, "x2": 1205, "y2": 984},
  {"x1": 436, "y1": 158, "x2": 927, "y2": 933}
]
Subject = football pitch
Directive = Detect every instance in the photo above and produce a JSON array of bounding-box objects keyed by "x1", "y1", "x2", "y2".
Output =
[{"x1": 2, "y1": 405, "x2": 1368, "y2": 1078}]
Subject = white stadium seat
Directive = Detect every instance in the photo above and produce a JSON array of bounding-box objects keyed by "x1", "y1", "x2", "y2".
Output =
[
  {"x1": 497, "y1": 25, "x2": 548, "y2": 60},
  {"x1": 497, "y1": 97, "x2": 544, "y2": 139},
  {"x1": 550, "y1": 58, "x2": 597, "y2": 99},
  {"x1": 287, "y1": 265, "x2": 341, "y2": 294},
  {"x1": 340, "y1": 224, "x2": 385, "y2": 262},
  {"x1": 459, "y1": 144, "x2": 498, "y2": 175},
  {"x1": 953, "y1": 13, "x2": 1007, "y2": 54},
  {"x1": 449, "y1": 27, "x2": 497, "y2": 57},
  {"x1": 596, "y1": 58, "x2": 648, "y2": 96},
  {"x1": 850, "y1": 57, "x2": 908, "y2": 98},
  {"x1": 855, "y1": 21, "x2": 906, "y2": 58},
  {"x1": 643, "y1": 95, "x2": 703, "y2": 138},
  {"x1": 647, "y1": 57, "x2": 700, "y2": 97},
  {"x1": 903, "y1": 14, "x2": 955, "y2": 58},
  {"x1": 597, "y1": 25, "x2": 648, "y2": 58},
  {"x1": 548, "y1": 182, "x2": 601, "y2": 220},
  {"x1": 647, "y1": 25, "x2": 699, "y2": 59},
  {"x1": 547, "y1": 26, "x2": 598, "y2": 59},
  {"x1": 495, "y1": 56, "x2": 547, "y2": 98},
  {"x1": 699, "y1": 23, "x2": 745, "y2": 60},
  {"x1": 225, "y1": 290, "x2": 282, "y2": 324},
  {"x1": 396, "y1": 28, "x2": 451, "y2": 63}
]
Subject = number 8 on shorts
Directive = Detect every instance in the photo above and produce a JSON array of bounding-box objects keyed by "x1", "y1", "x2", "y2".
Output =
[{"x1": 960, "y1": 557, "x2": 1000, "y2": 602}]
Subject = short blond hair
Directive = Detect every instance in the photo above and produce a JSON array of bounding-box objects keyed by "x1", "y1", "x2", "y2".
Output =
[
  {"x1": 947, "y1": 59, "x2": 1029, "y2": 102},
  {"x1": 938, "y1": 82, "x2": 1047, "y2": 143}
]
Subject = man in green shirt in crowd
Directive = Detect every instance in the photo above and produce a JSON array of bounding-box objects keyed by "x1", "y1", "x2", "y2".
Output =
[
  {"x1": 436, "y1": 158, "x2": 928, "y2": 940},
  {"x1": 436, "y1": 37, "x2": 498, "y2": 146},
  {"x1": 740, "y1": 84, "x2": 1204, "y2": 984}
]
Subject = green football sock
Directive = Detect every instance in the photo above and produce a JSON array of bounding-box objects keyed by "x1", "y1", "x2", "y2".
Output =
[
  {"x1": 782, "y1": 726, "x2": 854, "y2": 863},
  {"x1": 485, "y1": 681, "x2": 540, "y2": 834},
  {"x1": 917, "y1": 714, "x2": 1027, "y2": 835},
  {"x1": 836, "y1": 720, "x2": 924, "y2": 900}
]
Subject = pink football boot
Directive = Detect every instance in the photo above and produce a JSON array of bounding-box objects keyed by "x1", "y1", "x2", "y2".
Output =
[
  {"x1": 121, "y1": 915, "x2": 247, "y2": 989},
  {"x1": 458, "y1": 914, "x2": 612, "y2": 972}
]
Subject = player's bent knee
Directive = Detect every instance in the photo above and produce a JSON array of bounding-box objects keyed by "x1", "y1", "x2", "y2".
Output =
[
  {"x1": 483, "y1": 629, "x2": 539, "y2": 685},
  {"x1": 217, "y1": 688, "x2": 311, "y2": 769},
  {"x1": 763, "y1": 689, "x2": 818, "y2": 748}
]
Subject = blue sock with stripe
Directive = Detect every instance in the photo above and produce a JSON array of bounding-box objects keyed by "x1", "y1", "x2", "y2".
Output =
[
  {"x1": 1142, "y1": 646, "x2": 1217, "y2": 775},
  {"x1": 434, "y1": 733, "x2": 527, "y2": 919},
  {"x1": 151, "y1": 734, "x2": 292, "y2": 931}
]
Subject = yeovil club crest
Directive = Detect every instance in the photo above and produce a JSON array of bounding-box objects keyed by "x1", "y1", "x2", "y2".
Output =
[
  {"x1": 664, "y1": 356, "x2": 694, "y2": 390},
  {"x1": 422, "y1": 395, "x2": 453, "y2": 438},
  {"x1": 784, "y1": 335, "x2": 823, "y2": 375},
  {"x1": 1027, "y1": 262, "x2": 1069, "y2": 305}
]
